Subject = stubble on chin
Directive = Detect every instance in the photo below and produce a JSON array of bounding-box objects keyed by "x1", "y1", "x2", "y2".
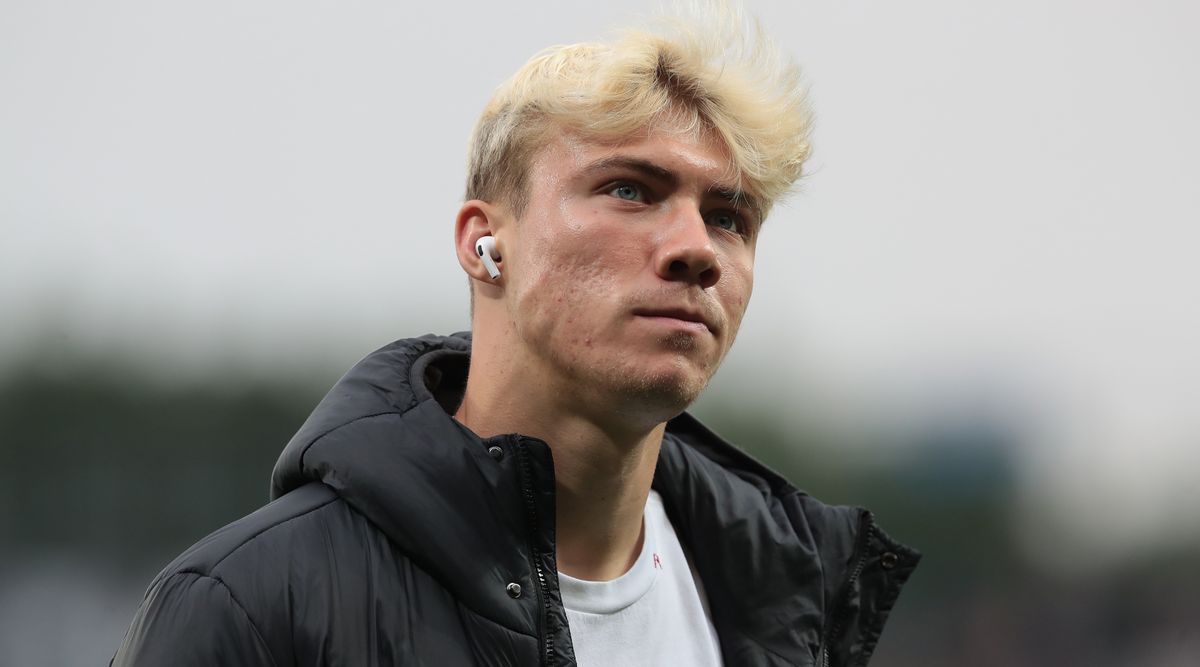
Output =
[
  {"x1": 603, "y1": 335, "x2": 720, "y2": 422},
  {"x1": 660, "y1": 330, "x2": 700, "y2": 353},
  {"x1": 526, "y1": 308, "x2": 728, "y2": 423}
]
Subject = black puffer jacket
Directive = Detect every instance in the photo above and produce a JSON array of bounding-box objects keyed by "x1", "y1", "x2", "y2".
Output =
[{"x1": 113, "y1": 333, "x2": 919, "y2": 666}]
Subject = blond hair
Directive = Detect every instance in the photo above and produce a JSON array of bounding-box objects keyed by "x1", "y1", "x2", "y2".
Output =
[{"x1": 465, "y1": 1, "x2": 813, "y2": 222}]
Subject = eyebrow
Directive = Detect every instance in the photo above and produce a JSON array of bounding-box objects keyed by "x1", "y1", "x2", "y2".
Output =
[
  {"x1": 581, "y1": 156, "x2": 678, "y2": 186},
  {"x1": 580, "y1": 155, "x2": 764, "y2": 222}
]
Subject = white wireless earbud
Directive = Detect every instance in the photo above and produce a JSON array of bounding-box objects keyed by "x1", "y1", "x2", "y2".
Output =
[{"x1": 475, "y1": 236, "x2": 501, "y2": 280}]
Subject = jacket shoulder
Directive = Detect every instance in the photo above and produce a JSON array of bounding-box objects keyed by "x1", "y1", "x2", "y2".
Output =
[
  {"x1": 112, "y1": 569, "x2": 280, "y2": 666},
  {"x1": 113, "y1": 483, "x2": 354, "y2": 666},
  {"x1": 158, "y1": 481, "x2": 342, "y2": 578}
]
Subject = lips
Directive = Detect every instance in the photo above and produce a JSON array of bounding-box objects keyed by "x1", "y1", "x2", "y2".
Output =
[{"x1": 632, "y1": 306, "x2": 718, "y2": 335}]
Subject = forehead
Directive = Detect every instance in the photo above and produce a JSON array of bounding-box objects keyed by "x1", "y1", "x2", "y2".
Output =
[{"x1": 531, "y1": 122, "x2": 739, "y2": 190}]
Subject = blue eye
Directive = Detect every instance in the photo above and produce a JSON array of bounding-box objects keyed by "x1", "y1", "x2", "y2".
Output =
[
  {"x1": 705, "y1": 210, "x2": 741, "y2": 233},
  {"x1": 609, "y1": 183, "x2": 645, "y2": 202}
]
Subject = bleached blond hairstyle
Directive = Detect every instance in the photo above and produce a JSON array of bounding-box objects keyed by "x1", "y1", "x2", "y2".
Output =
[{"x1": 465, "y1": 1, "x2": 813, "y2": 222}]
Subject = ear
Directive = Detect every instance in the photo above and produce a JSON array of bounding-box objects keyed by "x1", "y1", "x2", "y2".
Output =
[{"x1": 455, "y1": 199, "x2": 506, "y2": 284}]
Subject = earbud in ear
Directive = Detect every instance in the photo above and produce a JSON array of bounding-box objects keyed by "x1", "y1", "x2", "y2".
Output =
[{"x1": 475, "y1": 236, "x2": 501, "y2": 280}]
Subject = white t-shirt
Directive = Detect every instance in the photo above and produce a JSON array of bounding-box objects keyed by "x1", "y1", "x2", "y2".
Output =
[{"x1": 558, "y1": 490, "x2": 723, "y2": 666}]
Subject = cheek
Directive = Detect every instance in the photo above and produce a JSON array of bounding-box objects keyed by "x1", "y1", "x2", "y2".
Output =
[
  {"x1": 720, "y1": 265, "x2": 754, "y2": 334},
  {"x1": 527, "y1": 230, "x2": 613, "y2": 296},
  {"x1": 520, "y1": 205, "x2": 645, "y2": 309},
  {"x1": 511, "y1": 230, "x2": 619, "y2": 342}
]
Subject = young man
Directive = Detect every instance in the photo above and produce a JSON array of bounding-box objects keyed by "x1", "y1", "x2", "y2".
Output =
[{"x1": 113, "y1": 8, "x2": 918, "y2": 667}]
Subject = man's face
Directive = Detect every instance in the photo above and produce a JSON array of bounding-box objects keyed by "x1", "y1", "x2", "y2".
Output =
[{"x1": 500, "y1": 123, "x2": 759, "y2": 421}]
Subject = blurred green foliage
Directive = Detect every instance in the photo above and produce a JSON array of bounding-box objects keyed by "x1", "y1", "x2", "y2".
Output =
[{"x1": 0, "y1": 367, "x2": 322, "y2": 572}]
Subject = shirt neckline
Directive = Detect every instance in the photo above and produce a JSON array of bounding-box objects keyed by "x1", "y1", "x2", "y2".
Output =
[{"x1": 557, "y1": 490, "x2": 662, "y2": 615}]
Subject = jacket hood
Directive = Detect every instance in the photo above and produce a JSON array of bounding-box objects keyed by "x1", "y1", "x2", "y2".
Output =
[{"x1": 270, "y1": 333, "x2": 919, "y2": 665}]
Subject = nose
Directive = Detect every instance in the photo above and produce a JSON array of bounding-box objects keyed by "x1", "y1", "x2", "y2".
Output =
[{"x1": 653, "y1": 206, "x2": 720, "y2": 289}]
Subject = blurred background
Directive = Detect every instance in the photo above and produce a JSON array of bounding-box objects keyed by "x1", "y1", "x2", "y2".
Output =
[{"x1": 2, "y1": 0, "x2": 1198, "y2": 665}]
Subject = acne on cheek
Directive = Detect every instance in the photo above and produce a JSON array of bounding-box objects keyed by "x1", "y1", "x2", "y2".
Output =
[{"x1": 548, "y1": 248, "x2": 613, "y2": 287}]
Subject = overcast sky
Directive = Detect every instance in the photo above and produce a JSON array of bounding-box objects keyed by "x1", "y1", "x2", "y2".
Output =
[{"x1": 3, "y1": 0, "x2": 1198, "y2": 570}]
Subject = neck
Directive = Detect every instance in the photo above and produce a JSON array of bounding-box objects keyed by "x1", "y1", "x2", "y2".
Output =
[{"x1": 456, "y1": 329, "x2": 664, "y2": 581}]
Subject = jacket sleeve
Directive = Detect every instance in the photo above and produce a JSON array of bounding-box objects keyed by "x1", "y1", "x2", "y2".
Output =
[{"x1": 111, "y1": 571, "x2": 278, "y2": 667}]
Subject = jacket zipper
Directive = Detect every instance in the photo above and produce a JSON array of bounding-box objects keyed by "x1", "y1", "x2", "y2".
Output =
[
  {"x1": 819, "y1": 514, "x2": 874, "y2": 667},
  {"x1": 514, "y1": 437, "x2": 554, "y2": 665}
]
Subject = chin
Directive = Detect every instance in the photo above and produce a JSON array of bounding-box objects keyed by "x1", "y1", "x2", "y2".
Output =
[
  {"x1": 541, "y1": 333, "x2": 722, "y2": 424},
  {"x1": 605, "y1": 360, "x2": 712, "y2": 423}
]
